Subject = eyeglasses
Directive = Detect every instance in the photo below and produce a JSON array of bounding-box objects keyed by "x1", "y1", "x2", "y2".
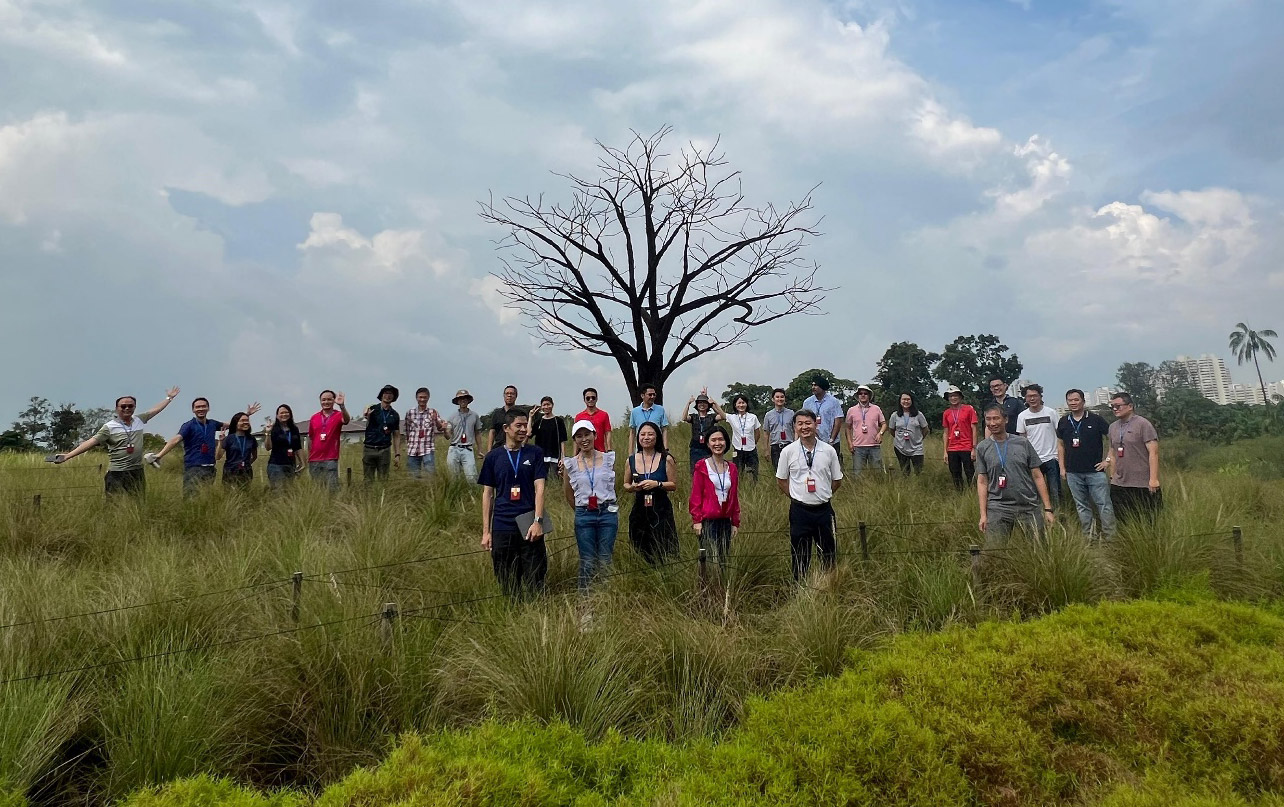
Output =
[
  {"x1": 1110, "y1": 403, "x2": 1127, "y2": 409},
  {"x1": 584, "y1": 396, "x2": 596, "y2": 401},
  {"x1": 119, "y1": 404, "x2": 136, "y2": 409}
]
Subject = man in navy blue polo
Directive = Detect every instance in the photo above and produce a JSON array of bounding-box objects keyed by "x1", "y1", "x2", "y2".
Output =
[
  {"x1": 479, "y1": 409, "x2": 549, "y2": 598},
  {"x1": 154, "y1": 397, "x2": 260, "y2": 496},
  {"x1": 362, "y1": 384, "x2": 402, "y2": 483}
]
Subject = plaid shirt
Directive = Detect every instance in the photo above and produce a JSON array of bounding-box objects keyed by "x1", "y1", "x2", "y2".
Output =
[{"x1": 403, "y1": 406, "x2": 446, "y2": 456}]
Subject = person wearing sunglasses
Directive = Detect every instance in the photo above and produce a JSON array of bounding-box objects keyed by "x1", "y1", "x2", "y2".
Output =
[
  {"x1": 53, "y1": 387, "x2": 181, "y2": 496},
  {"x1": 574, "y1": 387, "x2": 612, "y2": 453},
  {"x1": 1106, "y1": 392, "x2": 1162, "y2": 523}
]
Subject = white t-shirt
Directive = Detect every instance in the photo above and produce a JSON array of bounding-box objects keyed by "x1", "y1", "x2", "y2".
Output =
[
  {"x1": 1015, "y1": 405, "x2": 1058, "y2": 462},
  {"x1": 728, "y1": 412, "x2": 761, "y2": 451},
  {"x1": 776, "y1": 439, "x2": 843, "y2": 504},
  {"x1": 705, "y1": 458, "x2": 732, "y2": 504}
]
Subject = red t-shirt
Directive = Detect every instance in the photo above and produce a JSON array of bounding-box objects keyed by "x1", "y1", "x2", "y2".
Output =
[
  {"x1": 309, "y1": 410, "x2": 344, "y2": 462},
  {"x1": 574, "y1": 408, "x2": 612, "y2": 452},
  {"x1": 942, "y1": 405, "x2": 978, "y2": 452}
]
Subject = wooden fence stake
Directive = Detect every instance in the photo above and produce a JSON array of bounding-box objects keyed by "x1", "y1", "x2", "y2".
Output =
[
  {"x1": 291, "y1": 571, "x2": 304, "y2": 624},
  {"x1": 32, "y1": 494, "x2": 41, "y2": 513},
  {"x1": 346, "y1": 467, "x2": 353, "y2": 488},
  {"x1": 969, "y1": 544, "x2": 982, "y2": 591},
  {"x1": 858, "y1": 521, "x2": 870, "y2": 561},
  {"x1": 1232, "y1": 526, "x2": 1243, "y2": 566},
  {"x1": 381, "y1": 602, "x2": 398, "y2": 649}
]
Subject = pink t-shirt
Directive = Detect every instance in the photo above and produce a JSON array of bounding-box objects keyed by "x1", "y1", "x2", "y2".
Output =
[
  {"x1": 845, "y1": 404, "x2": 885, "y2": 447},
  {"x1": 309, "y1": 410, "x2": 344, "y2": 462}
]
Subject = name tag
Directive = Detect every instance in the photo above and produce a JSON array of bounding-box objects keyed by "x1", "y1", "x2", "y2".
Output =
[
  {"x1": 740, "y1": 436, "x2": 747, "y2": 446},
  {"x1": 644, "y1": 493, "x2": 654, "y2": 507},
  {"x1": 509, "y1": 485, "x2": 521, "y2": 501},
  {"x1": 1117, "y1": 445, "x2": 1125, "y2": 457},
  {"x1": 587, "y1": 494, "x2": 598, "y2": 510},
  {"x1": 1071, "y1": 438, "x2": 1080, "y2": 448},
  {"x1": 861, "y1": 425, "x2": 868, "y2": 432},
  {"x1": 806, "y1": 476, "x2": 816, "y2": 493},
  {"x1": 320, "y1": 433, "x2": 327, "y2": 440},
  {"x1": 997, "y1": 475, "x2": 1007, "y2": 489},
  {"x1": 953, "y1": 429, "x2": 960, "y2": 437},
  {"x1": 780, "y1": 430, "x2": 787, "y2": 440}
]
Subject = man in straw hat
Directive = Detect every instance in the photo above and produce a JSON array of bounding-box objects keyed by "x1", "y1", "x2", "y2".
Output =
[
  {"x1": 446, "y1": 388, "x2": 481, "y2": 480},
  {"x1": 362, "y1": 384, "x2": 401, "y2": 483}
]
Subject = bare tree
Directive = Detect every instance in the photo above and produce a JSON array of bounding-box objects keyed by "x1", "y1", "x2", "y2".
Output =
[{"x1": 479, "y1": 126, "x2": 826, "y2": 404}]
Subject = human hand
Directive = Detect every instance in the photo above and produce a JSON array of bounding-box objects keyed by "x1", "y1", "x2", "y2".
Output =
[
  {"x1": 526, "y1": 519, "x2": 544, "y2": 541},
  {"x1": 731, "y1": 525, "x2": 739, "y2": 538},
  {"x1": 1043, "y1": 510, "x2": 1056, "y2": 526},
  {"x1": 481, "y1": 532, "x2": 492, "y2": 550},
  {"x1": 978, "y1": 515, "x2": 987, "y2": 533},
  {"x1": 53, "y1": 454, "x2": 66, "y2": 464},
  {"x1": 692, "y1": 522, "x2": 702, "y2": 534},
  {"x1": 1148, "y1": 480, "x2": 1160, "y2": 494},
  {"x1": 166, "y1": 386, "x2": 181, "y2": 399},
  {"x1": 1094, "y1": 461, "x2": 1108, "y2": 472},
  {"x1": 247, "y1": 402, "x2": 261, "y2": 416},
  {"x1": 336, "y1": 392, "x2": 346, "y2": 407}
]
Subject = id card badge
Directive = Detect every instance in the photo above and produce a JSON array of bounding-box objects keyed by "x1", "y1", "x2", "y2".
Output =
[
  {"x1": 419, "y1": 429, "x2": 426, "y2": 439},
  {"x1": 587, "y1": 494, "x2": 599, "y2": 510},
  {"x1": 740, "y1": 436, "x2": 747, "y2": 446},
  {"x1": 460, "y1": 433, "x2": 468, "y2": 445},
  {"x1": 383, "y1": 427, "x2": 390, "y2": 434},
  {"x1": 953, "y1": 429, "x2": 960, "y2": 438},
  {"x1": 643, "y1": 493, "x2": 654, "y2": 507},
  {"x1": 997, "y1": 474, "x2": 1008, "y2": 489},
  {"x1": 780, "y1": 430, "x2": 787, "y2": 441},
  {"x1": 126, "y1": 444, "x2": 136, "y2": 454},
  {"x1": 201, "y1": 444, "x2": 210, "y2": 454},
  {"x1": 509, "y1": 485, "x2": 521, "y2": 501},
  {"x1": 320, "y1": 433, "x2": 328, "y2": 441},
  {"x1": 806, "y1": 476, "x2": 816, "y2": 493},
  {"x1": 698, "y1": 434, "x2": 705, "y2": 444},
  {"x1": 1071, "y1": 438, "x2": 1080, "y2": 448},
  {"x1": 1116, "y1": 445, "x2": 1125, "y2": 458},
  {"x1": 287, "y1": 449, "x2": 294, "y2": 457},
  {"x1": 861, "y1": 424, "x2": 868, "y2": 433},
  {"x1": 900, "y1": 431, "x2": 910, "y2": 441}
]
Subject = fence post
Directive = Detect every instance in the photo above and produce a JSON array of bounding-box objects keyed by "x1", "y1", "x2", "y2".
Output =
[
  {"x1": 346, "y1": 467, "x2": 353, "y2": 488},
  {"x1": 32, "y1": 494, "x2": 41, "y2": 513},
  {"x1": 697, "y1": 548, "x2": 708, "y2": 593},
  {"x1": 969, "y1": 544, "x2": 982, "y2": 591},
  {"x1": 858, "y1": 521, "x2": 869, "y2": 562},
  {"x1": 381, "y1": 602, "x2": 398, "y2": 649},
  {"x1": 98, "y1": 463, "x2": 103, "y2": 474},
  {"x1": 291, "y1": 571, "x2": 304, "y2": 624},
  {"x1": 1232, "y1": 526, "x2": 1243, "y2": 566}
]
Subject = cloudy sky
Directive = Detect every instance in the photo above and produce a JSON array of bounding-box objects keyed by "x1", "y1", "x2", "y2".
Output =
[{"x1": 3, "y1": 0, "x2": 1282, "y2": 428}]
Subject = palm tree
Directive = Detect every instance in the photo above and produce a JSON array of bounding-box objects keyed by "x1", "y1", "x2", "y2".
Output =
[{"x1": 1228, "y1": 322, "x2": 1279, "y2": 404}]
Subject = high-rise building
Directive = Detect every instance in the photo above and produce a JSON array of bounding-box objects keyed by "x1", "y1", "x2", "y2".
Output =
[
  {"x1": 1090, "y1": 386, "x2": 1113, "y2": 407},
  {"x1": 1173, "y1": 354, "x2": 1233, "y2": 405}
]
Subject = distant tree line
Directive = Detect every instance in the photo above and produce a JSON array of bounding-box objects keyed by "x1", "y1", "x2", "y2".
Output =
[{"x1": 0, "y1": 397, "x2": 111, "y2": 453}]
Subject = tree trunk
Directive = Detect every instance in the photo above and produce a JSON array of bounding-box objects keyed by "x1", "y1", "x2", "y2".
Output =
[{"x1": 1255, "y1": 355, "x2": 1268, "y2": 405}]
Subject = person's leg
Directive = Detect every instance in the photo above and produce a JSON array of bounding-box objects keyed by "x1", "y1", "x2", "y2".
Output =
[
  {"x1": 948, "y1": 451, "x2": 964, "y2": 490},
  {"x1": 1112, "y1": 485, "x2": 1139, "y2": 524},
  {"x1": 1040, "y1": 459, "x2": 1061, "y2": 508},
  {"x1": 895, "y1": 449, "x2": 911, "y2": 476},
  {"x1": 744, "y1": 450, "x2": 759, "y2": 481},
  {"x1": 377, "y1": 448, "x2": 391, "y2": 480},
  {"x1": 104, "y1": 471, "x2": 125, "y2": 497},
  {"x1": 489, "y1": 530, "x2": 521, "y2": 597},
  {"x1": 788, "y1": 503, "x2": 812, "y2": 581},
  {"x1": 521, "y1": 537, "x2": 549, "y2": 596},
  {"x1": 423, "y1": 452, "x2": 436, "y2": 476},
  {"x1": 816, "y1": 504, "x2": 837, "y2": 571},
  {"x1": 406, "y1": 454, "x2": 422, "y2": 478},
  {"x1": 1065, "y1": 473, "x2": 1095, "y2": 535},
  {"x1": 1086, "y1": 472, "x2": 1116, "y2": 538},
  {"x1": 770, "y1": 444, "x2": 783, "y2": 471},
  {"x1": 183, "y1": 466, "x2": 198, "y2": 498},
  {"x1": 574, "y1": 508, "x2": 595, "y2": 592},
  {"x1": 362, "y1": 446, "x2": 377, "y2": 484},
  {"x1": 851, "y1": 446, "x2": 864, "y2": 477},
  {"x1": 910, "y1": 454, "x2": 924, "y2": 475},
  {"x1": 598, "y1": 508, "x2": 619, "y2": 580},
  {"x1": 461, "y1": 450, "x2": 477, "y2": 482},
  {"x1": 324, "y1": 460, "x2": 340, "y2": 492},
  {"x1": 984, "y1": 505, "x2": 1016, "y2": 546}
]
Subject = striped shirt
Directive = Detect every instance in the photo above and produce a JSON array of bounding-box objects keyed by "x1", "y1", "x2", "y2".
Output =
[{"x1": 403, "y1": 406, "x2": 446, "y2": 456}]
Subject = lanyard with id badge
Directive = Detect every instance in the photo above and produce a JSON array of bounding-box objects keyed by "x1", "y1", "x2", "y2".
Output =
[
  {"x1": 1069, "y1": 413, "x2": 1084, "y2": 449},
  {"x1": 803, "y1": 445, "x2": 817, "y2": 493},
  {"x1": 638, "y1": 451, "x2": 659, "y2": 507},
  {"x1": 993, "y1": 439, "x2": 1010, "y2": 490},
  {"x1": 506, "y1": 449, "x2": 523, "y2": 501}
]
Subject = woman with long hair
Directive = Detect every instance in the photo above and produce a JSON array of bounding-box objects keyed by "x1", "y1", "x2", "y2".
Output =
[
  {"x1": 562, "y1": 420, "x2": 618, "y2": 591},
  {"x1": 726, "y1": 394, "x2": 762, "y2": 481},
  {"x1": 624, "y1": 420, "x2": 679, "y2": 564},
  {"x1": 217, "y1": 412, "x2": 258, "y2": 488},
  {"x1": 891, "y1": 392, "x2": 930, "y2": 476},
  {"x1": 263, "y1": 404, "x2": 302, "y2": 490},
  {"x1": 689, "y1": 425, "x2": 740, "y2": 570}
]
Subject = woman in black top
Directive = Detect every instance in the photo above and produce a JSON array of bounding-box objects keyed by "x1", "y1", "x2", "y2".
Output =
[
  {"x1": 217, "y1": 412, "x2": 258, "y2": 488},
  {"x1": 529, "y1": 396, "x2": 568, "y2": 480},
  {"x1": 623, "y1": 421, "x2": 680, "y2": 564},
  {"x1": 683, "y1": 390, "x2": 725, "y2": 474},
  {"x1": 263, "y1": 404, "x2": 302, "y2": 490}
]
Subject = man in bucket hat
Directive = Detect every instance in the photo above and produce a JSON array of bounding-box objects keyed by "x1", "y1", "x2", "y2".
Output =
[
  {"x1": 361, "y1": 384, "x2": 401, "y2": 483},
  {"x1": 844, "y1": 384, "x2": 886, "y2": 477},
  {"x1": 941, "y1": 385, "x2": 979, "y2": 490},
  {"x1": 446, "y1": 389, "x2": 481, "y2": 480}
]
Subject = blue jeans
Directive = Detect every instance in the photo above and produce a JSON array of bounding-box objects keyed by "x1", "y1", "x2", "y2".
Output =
[
  {"x1": 852, "y1": 445, "x2": 883, "y2": 476},
  {"x1": 573, "y1": 506, "x2": 619, "y2": 592},
  {"x1": 266, "y1": 463, "x2": 298, "y2": 490},
  {"x1": 1066, "y1": 471, "x2": 1116, "y2": 538},
  {"x1": 309, "y1": 460, "x2": 340, "y2": 492},
  {"x1": 1038, "y1": 458, "x2": 1061, "y2": 509},
  {"x1": 406, "y1": 453, "x2": 436, "y2": 478},
  {"x1": 447, "y1": 446, "x2": 476, "y2": 481}
]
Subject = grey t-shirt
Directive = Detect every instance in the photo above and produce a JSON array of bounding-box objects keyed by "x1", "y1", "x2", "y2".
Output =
[
  {"x1": 762, "y1": 408, "x2": 795, "y2": 446},
  {"x1": 975, "y1": 435, "x2": 1041, "y2": 509},
  {"x1": 94, "y1": 413, "x2": 154, "y2": 472},
  {"x1": 447, "y1": 410, "x2": 480, "y2": 448},
  {"x1": 890, "y1": 412, "x2": 929, "y2": 456}
]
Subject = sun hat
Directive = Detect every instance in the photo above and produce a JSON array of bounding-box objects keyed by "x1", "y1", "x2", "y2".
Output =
[
  {"x1": 571, "y1": 419, "x2": 597, "y2": 434},
  {"x1": 451, "y1": 389, "x2": 474, "y2": 405},
  {"x1": 944, "y1": 385, "x2": 963, "y2": 398},
  {"x1": 856, "y1": 384, "x2": 873, "y2": 394},
  {"x1": 378, "y1": 384, "x2": 399, "y2": 402},
  {"x1": 695, "y1": 393, "x2": 710, "y2": 402}
]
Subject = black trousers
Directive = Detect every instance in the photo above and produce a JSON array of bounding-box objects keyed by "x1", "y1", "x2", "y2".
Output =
[
  {"x1": 789, "y1": 500, "x2": 836, "y2": 581},
  {"x1": 947, "y1": 451, "x2": 975, "y2": 490},
  {"x1": 733, "y1": 449, "x2": 759, "y2": 481},
  {"x1": 104, "y1": 468, "x2": 145, "y2": 497},
  {"x1": 490, "y1": 529, "x2": 547, "y2": 598},
  {"x1": 1111, "y1": 485, "x2": 1163, "y2": 524},
  {"x1": 895, "y1": 449, "x2": 924, "y2": 476}
]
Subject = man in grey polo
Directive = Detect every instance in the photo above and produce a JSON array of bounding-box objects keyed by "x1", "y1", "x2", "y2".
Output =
[
  {"x1": 975, "y1": 403, "x2": 1056, "y2": 542},
  {"x1": 446, "y1": 389, "x2": 481, "y2": 480},
  {"x1": 762, "y1": 387, "x2": 795, "y2": 471}
]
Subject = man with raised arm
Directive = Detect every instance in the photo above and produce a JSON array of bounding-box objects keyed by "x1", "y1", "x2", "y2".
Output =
[
  {"x1": 307, "y1": 389, "x2": 350, "y2": 491},
  {"x1": 54, "y1": 387, "x2": 181, "y2": 497},
  {"x1": 152, "y1": 396, "x2": 261, "y2": 496}
]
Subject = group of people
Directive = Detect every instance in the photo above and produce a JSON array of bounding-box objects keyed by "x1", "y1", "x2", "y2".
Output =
[{"x1": 49, "y1": 373, "x2": 1163, "y2": 597}]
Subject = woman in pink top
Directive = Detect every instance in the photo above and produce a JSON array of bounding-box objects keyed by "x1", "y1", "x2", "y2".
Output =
[{"x1": 689, "y1": 425, "x2": 740, "y2": 571}]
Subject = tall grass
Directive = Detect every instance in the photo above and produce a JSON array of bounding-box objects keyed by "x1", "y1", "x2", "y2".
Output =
[{"x1": 0, "y1": 429, "x2": 1280, "y2": 804}]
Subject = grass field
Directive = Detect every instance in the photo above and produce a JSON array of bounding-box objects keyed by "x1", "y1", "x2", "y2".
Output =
[{"x1": 1, "y1": 428, "x2": 1281, "y2": 804}]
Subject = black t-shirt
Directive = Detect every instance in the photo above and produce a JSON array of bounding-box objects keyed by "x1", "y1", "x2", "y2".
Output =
[
  {"x1": 364, "y1": 405, "x2": 400, "y2": 448},
  {"x1": 489, "y1": 405, "x2": 531, "y2": 444},
  {"x1": 1056, "y1": 411, "x2": 1109, "y2": 474},
  {"x1": 688, "y1": 413, "x2": 718, "y2": 450},
  {"x1": 477, "y1": 444, "x2": 548, "y2": 533},
  {"x1": 268, "y1": 426, "x2": 301, "y2": 465},
  {"x1": 990, "y1": 396, "x2": 1025, "y2": 435},
  {"x1": 530, "y1": 412, "x2": 568, "y2": 459}
]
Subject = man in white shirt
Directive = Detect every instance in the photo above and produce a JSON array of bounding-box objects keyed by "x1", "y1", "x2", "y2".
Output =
[
  {"x1": 1014, "y1": 383, "x2": 1061, "y2": 509},
  {"x1": 776, "y1": 409, "x2": 844, "y2": 581}
]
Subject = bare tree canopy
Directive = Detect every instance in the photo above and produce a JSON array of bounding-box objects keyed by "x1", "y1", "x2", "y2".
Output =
[{"x1": 479, "y1": 126, "x2": 827, "y2": 403}]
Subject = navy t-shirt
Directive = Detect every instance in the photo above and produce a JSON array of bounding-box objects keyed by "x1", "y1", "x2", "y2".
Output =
[
  {"x1": 179, "y1": 418, "x2": 223, "y2": 467},
  {"x1": 364, "y1": 405, "x2": 400, "y2": 448},
  {"x1": 1056, "y1": 412, "x2": 1110, "y2": 474},
  {"x1": 267, "y1": 426, "x2": 301, "y2": 465},
  {"x1": 222, "y1": 434, "x2": 258, "y2": 472},
  {"x1": 477, "y1": 444, "x2": 548, "y2": 533}
]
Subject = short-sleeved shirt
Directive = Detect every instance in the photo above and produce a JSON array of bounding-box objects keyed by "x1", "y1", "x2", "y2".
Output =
[
  {"x1": 688, "y1": 413, "x2": 718, "y2": 450},
  {"x1": 762, "y1": 408, "x2": 795, "y2": 446},
  {"x1": 1015, "y1": 406, "x2": 1058, "y2": 462},
  {"x1": 728, "y1": 412, "x2": 761, "y2": 451},
  {"x1": 267, "y1": 426, "x2": 302, "y2": 465},
  {"x1": 942, "y1": 405, "x2": 978, "y2": 452},
  {"x1": 178, "y1": 418, "x2": 223, "y2": 467},
  {"x1": 530, "y1": 412, "x2": 568, "y2": 461},
  {"x1": 802, "y1": 394, "x2": 845, "y2": 444},
  {"x1": 1056, "y1": 412, "x2": 1109, "y2": 475},
  {"x1": 574, "y1": 409, "x2": 612, "y2": 452},
  {"x1": 975, "y1": 435, "x2": 1041, "y2": 509},
  {"x1": 308, "y1": 410, "x2": 345, "y2": 463},
  {"x1": 364, "y1": 405, "x2": 399, "y2": 449},
  {"x1": 776, "y1": 439, "x2": 843, "y2": 504},
  {"x1": 447, "y1": 410, "x2": 480, "y2": 448},
  {"x1": 404, "y1": 407, "x2": 445, "y2": 456},
  {"x1": 478, "y1": 444, "x2": 548, "y2": 533},
  {"x1": 988, "y1": 396, "x2": 1025, "y2": 435},
  {"x1": 94, "y1": 413, "x2": 154, "y2": 471},
  {"x1": 890, "y1": 412, "x2": 929, "y2": 456},
  {"x1": 488, "y1": 405, "x2": 529, "y2": 445},
  {"x1": 629, "y1": 405, "x2": 669, "y2": 431},
  {"x1": 222, "y1": 433, "x2": 258, "y2": 471},
  {"x1": 563, "y1": 451, "x2": 616, "y2": 508},
  {"x1": 1108, "y1": 415, "x2": 1159, "y2": 489},
  {"x1": 845, "y1": 404, "x2": 885, "y2": 447}
]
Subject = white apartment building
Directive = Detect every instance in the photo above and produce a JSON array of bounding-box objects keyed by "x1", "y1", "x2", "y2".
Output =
[{"x1": 1173, "y1": 354, "x2": 1234, "y2": 405}]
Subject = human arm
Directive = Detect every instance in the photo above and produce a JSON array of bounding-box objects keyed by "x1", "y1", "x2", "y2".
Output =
[
  {"x1": 976, "y1": 473, "x2": 989, "y2": 532},
  {"x1": 562, "y1": 461, "x2": 575, "y2": 507},
  {"x1": 215, "y1": 434, "x2": 227, "y2": 463},
  {"x1": 54, "y1": 435, "x2": 100, "y2": 464},
  {"x1": 154, "y1": 433, "x2": 183, "y2": 462},
  {"x1": 140, "y1": 387, "x2": 181, "y2": 421},
  {"x1": 729, "y1": 465, "x2": 741, "y2": 531},
  {"x1": 663, "y1": 453, "x2": 677, "y2": 492},
  {"x1": 392, "y1": 429, "x2": 400, "y2": 467},
  {"x1": 689, "y1": 464, "x2": 705, "y2": 532},
  {"x1": 1032, "y1": 468, "x2": 1056, "y2": 524},
  {"x1": 480, "y1": 485, "x2": 494, "y2": 549},
  {"x1": 1147, "y1": 440, "x2": 1160, "y2": 492},
  {"x1": 1056, "y1": 435, "x2": 1067, "y2": 478},
  {"x1": 336, "y1": 393, "x2": 350, "y2": 425},
  {"x1": 877, "y1": 411, "x2": 887, "y2": 439},
  {"x1": 528, "y1": 478, "x2": 546, "y2": 541},
  {"x1": 601, "y1": 422, "x2": 613, "y2": 452}
]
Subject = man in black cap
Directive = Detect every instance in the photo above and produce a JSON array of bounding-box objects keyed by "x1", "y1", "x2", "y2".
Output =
[{"x1": 362, "y1": 384, "x2": 401, "y2": 483}]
